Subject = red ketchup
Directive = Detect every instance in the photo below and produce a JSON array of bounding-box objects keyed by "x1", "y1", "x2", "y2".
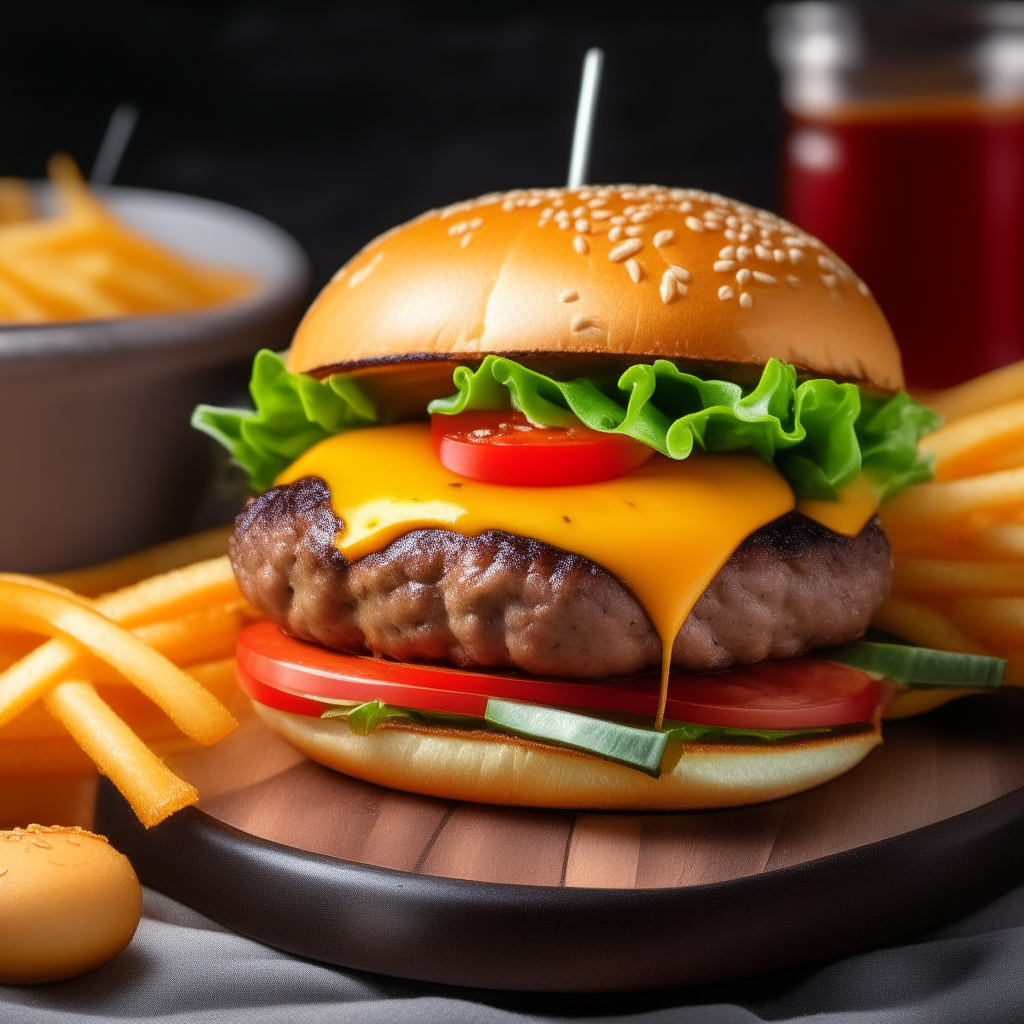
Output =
[{"x1": 783, "y1": 99, "x2": 1024, "y2": 390}]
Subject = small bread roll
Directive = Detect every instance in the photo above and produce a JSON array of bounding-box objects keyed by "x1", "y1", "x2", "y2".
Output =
[{"x1": 0, "y1": 825, "x2": 142, "y2": 984}]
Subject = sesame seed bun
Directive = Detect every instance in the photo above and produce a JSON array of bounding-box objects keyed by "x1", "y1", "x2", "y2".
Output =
[
  {"x1": 252, "y1": 703, "x2": 882, "y2": 811},
  {"x1": 288, "y1": 185, "x2": 903, "y2": 393},
  {"x1": 0, "y1": 825, "x2": 141, "y2": 984}
]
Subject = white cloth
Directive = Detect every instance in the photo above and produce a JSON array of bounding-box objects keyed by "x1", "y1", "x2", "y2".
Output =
[{"x1": 2, "y1": 884, "x2": 1023, "y2": 1022}]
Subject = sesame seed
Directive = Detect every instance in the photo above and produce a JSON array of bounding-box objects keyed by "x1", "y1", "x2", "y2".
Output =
[
  {"x1": 576, "y1": 219, "x2": 590, "y2": 233},
  {"x1": 660, "y1": 273, "x2": 677, "y2": 303},
  {"x1": 718, "y1": 246, "x2": 736, "y2": 259},
  {"x1": 625, "y1": 258, "x2": 642, "y2": 283},
  {"x1": 858, "y1": 280, "x2": 871, "y2": 296},
  {"x1": 718, "y1": 285, "x2": 736, "y2": 300},
  {"x1": 553, "y1": 199, "x2": 566, "y2": 208},
  {"x1": 739, "y1": 292, "x2": 753, "y2": 309},
  {"x1": 460, "y1": 232, "x2": 473, "y2": 248},
  {"x1": 726, "y1": 216, "x2": 740, "y2": 229},
  {"x1": 624, "y1": 225, "x2": 644, "y2": 237},
  {"x1": 653, "y1": 229, "x2": 676, "y2": 247},
  {"x1": 527, "y1": 197, "x2": 542, "y2": 207},
  {"x1": 821, "y1": 273, "x2": 838, "y2": 288},
  {"x1": 623, "y1": 205, "x2": 637, "y2": 215},
  {"x1": 752, "y1": 271, "x2": 778, "y2": 284},
  {"x1": 591, "y1": 209, "x2": 612, "y2": 220},
  {"x1": 560, "y1": 288, "x2": 579, "y2": 302},
  {"x1": 736, "y1": 268, "x2": 751, "y2": 285},
  {"x1": 818, "y1": 255, "x2": 837, "y2": 271},
  {"x1": 679, "y1": 201, "x2": 693, "y2": 212},
  {"x1": 588, "y1": 198, "x2": 607, "y2": 208},
  {"x1": 573, "y1": 235, "x2": 590, "y2": 255},
  {"x1": 755, "y1": 244, "x2": 772, "y2": 260},
  {"x1": 610, "y1": 215, "x2": 627, "y2": 225},
  {"x1": 609, "y1": 238, "x2": 644, "y2": 262},
  {"x1": 787, "y1": 275, "x2": 801, "y2": 288},
  {"x1": 685, "y1": 216, "x2": 705, "y2": 232},
  {"x1": 773, "y1": 249, "x2": 787, "y2": 263},
  {"x1": 736, "y1": 246, "x2": 751, "y2": 262},
  {"x1": 571, "y1": 314, "x2": 593, "y2": 331},
  {"x1": 608, "y1": 226, "x2": 623, "y2": 241},
  {"x1": 724, "y1": 229, "x2": 738, "y2": 241},
  {"x1": 714, "y1": 260, "x2": 738, "y2": 272},
  {"x1": 502, "y1": 201, "x2": 516, "y2": 212},
  {"x1": 630, "y1": 212, "x2": 652, "y2": 224},
  {"x1": 669, "y1": 264, "x2": 691, "y2": 282},
  {"x1": 470, "y1": 217, "x2": 484, "y2": 229},
  {"x1": 559, "y1": 220, "x2": 571, "y2": 230},
  {"x1": 789, "y1": 249, "x2": 804, "y2": 263},
  {"x1": 572, "y1": 206, "x2": 586, "y2": 218},
  {"x1": 447, "y1": 221, "x2": 468, "y2": 236}
]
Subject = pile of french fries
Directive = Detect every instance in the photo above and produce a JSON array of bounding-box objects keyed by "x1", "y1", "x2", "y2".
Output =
[
  {"x1": 877, "y1": 360, "x2": 1024, "y2": 690},
  {"x1": 0, "y1": 156, "x2": 252, "y2": 323},
  {"x1": 0, "y1": 527, "x2": 260, "y2": 828}
]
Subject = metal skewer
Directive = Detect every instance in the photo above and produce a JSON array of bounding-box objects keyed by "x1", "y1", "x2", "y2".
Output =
[
  {"x1": 567, "y1": 48, "x2": 604, "y2": 189},
  {"x1": 90, "y1": 104, "x2": 139, "y2": 185}
]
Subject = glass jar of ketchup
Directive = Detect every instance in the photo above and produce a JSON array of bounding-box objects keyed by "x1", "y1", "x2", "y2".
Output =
[{"x1": 770, "y1": 4, "x2": 1024, "y2": 389}]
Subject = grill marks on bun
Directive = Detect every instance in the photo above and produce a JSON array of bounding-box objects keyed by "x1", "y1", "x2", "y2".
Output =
[{"x1": 290, "y1": 185, "x2": 903, "y2": 392}]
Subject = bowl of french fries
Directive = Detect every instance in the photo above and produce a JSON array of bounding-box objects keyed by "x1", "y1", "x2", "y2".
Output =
[{"x1": 0, "y1": 157, "x2": 309, "y2": 574}]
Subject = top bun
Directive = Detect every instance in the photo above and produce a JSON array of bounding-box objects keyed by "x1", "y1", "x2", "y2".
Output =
[{"x1": 289, "y1": 185, "x2": 904, "y2": 392}]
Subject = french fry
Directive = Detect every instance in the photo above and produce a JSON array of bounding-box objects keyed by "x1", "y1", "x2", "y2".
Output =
[
  {"x1": 949, "y1": 597, "x2": 1024, "y2": 648},
  {"x1": 42, "y1": 525, "x2": 232, "y2": 597},
  {"x1": 0, "y1": 177, "x2": 34, "y2": 224},
  {"x1": 880, "y1": 466, "x2": 1024, "y2": 533},
  {"x1": 927, "y1": 360, "x2": 1024, "y2": 422},
  {"x1": 872, "y1": 595, "x2": 992, "y2": 656},
  {"x1": 892, "y1": 559, "x2": 1024, "y2": 597},
  {"x1": 43, "y1": 680, "x2": 198, "y2": 828},
  {"x1": 921, "y1": 399, "x2": 1024, "y2": 481},
  {"x1": 969, "y1": 522, "x2": 1024, "y2": 559},
  {"x1": 0, "y1": 580, "x2": 236, "y2": 743},
  {"x1": 132, "y1": 602, "x2": 255, "y2": 667}
]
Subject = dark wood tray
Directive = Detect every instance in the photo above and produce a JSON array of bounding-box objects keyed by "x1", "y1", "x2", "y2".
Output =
[{"x1": 98, "y1": 690, "x2": 1024, "y2": 991}]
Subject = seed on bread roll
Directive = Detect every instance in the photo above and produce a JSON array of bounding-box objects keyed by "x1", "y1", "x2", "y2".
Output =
[
  {"x1": 290, "y1": 184, "x2": 902, "y2": 393},
  {"x1": 0, "y1": 825, "x2": 141, "y2": 984}
]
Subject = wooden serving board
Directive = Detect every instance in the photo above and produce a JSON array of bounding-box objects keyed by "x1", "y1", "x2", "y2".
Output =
[{"x1": 99, "y1": 690, "x2": 1024, "y2": 991}]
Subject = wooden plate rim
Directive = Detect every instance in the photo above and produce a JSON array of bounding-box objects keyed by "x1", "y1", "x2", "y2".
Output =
[{"x1": 97, "y1": 778, "x2": 1024, "y2": 992}]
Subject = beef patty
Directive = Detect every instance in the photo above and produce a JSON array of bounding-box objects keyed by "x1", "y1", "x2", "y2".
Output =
[{"x1": 231, "y1": 476, "x2": 893, "y2": 678}]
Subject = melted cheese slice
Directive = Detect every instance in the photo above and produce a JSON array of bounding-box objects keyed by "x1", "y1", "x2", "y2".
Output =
[
  {"x1": 279, "y1": 424, "x2": 796, "y2": 653},
  {"x1": 795, "y1": 473, "x2": 880, "y2": 537}
]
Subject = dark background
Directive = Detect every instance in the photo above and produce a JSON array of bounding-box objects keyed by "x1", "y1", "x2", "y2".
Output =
[{"x1": 3, "y1": 2, "x2": 784, "y2": 293}]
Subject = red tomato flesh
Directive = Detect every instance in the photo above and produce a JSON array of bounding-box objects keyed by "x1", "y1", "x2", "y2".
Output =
[
  {"x1": 431, "y1": 410, "x2": 653, "y2": 486},
  {"x1": 237, "y1": 621, "x2": 886, "y2": 730}
]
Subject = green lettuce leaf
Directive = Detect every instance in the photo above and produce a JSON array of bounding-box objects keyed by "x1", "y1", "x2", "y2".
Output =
[
  {"x1": 191, "y1": 349, "x2": 378, "y2": 491},
  {"x1": 428, "y1": 355, "x2": 941, "y2": 500},
  {"x1": 192, "y1": 350, "x2": 940, "y2": 501}
]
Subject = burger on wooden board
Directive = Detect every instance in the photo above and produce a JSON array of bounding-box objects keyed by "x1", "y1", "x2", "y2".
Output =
[{"x1": 194, "y1": 184, "x2": 1004, "y2": 810}]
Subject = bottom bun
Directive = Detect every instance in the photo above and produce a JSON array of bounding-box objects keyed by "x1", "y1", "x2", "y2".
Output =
[{"x1": 253, "y1": 703, "x2": 882, "y2": 810}]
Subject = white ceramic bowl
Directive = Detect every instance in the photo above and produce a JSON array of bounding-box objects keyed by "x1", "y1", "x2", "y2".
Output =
[{"x1": 0, "y1": 186, "x2": 310, "y2": 572}]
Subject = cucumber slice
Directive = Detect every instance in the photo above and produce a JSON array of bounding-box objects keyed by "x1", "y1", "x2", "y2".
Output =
[
  {"x1": 485, "y1": 698, "x2": 667, "y2": 776},
  {"x1": 822, "y1": 642, "x2": 1005, "y2": 689}
]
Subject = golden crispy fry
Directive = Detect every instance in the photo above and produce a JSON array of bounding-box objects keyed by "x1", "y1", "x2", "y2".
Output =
[
  {"x1": 0, "y1": 177, "x2": 34, "y2": 224},
  {"x1": 892, "y1": 559, "x2": 1024, "y2": 597},
  {"x1": 43, "y1": 680, "x2": 197, "y2": 828},
  {"x1": 921, "y1": 399, "x2": 1024, "y2": 481},
  {"x1": 132, "y1": 602, "x2": 255, "y2": 668},
  {"x1": 970, "y1": 522, "x2": 1024, "y2": 559},
  {"x1": 927, "y1": 360, "x2": 1024, "y2": 422},
  {"x1": 0, "y1": 580, "x2": 235, "y2": 743},
  {"x1": 872, "y1": 596, "x2": 992, "y2": 656},
  {"x1": 42, "y1": 526, "x2": 231, "y2": 597},
  {"x1": 880, "y1": 466, "x2": 1024, "y2": 533},
  {"x1": 949, "y1": 598, "x2": 1024, "y2": 648}
]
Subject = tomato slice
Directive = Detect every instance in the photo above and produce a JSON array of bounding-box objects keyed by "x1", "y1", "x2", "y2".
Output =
[
  {"x1": 237, "y1": 621, "x2": 887, "y2": 730},
  {"x1": 431, "y1": 410, "x2": 653, "y2": 486}
]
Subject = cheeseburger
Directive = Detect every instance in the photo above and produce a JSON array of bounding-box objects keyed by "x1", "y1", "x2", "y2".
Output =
[{"x1": 195, "y1": 184, "x2": 961, "y2": 810}]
